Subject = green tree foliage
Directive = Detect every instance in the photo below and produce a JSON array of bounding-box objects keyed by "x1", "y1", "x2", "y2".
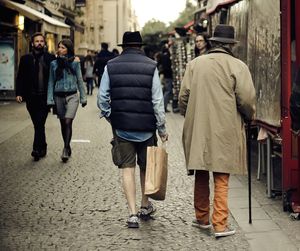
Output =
[
  {"x1": 141, "y1": 0, "x2": 197, "y2": 35},
  {"x1": 140, "y1": 0, "x2": 197, "y2": 55},
  {"x1": 141, "y1": 19, "x2": 167, "y2": 36},
  {"x1": 169, "y1": 0, "x2": 197, "y2": 28}
]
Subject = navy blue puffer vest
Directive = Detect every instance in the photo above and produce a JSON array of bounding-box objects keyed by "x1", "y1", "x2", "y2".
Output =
[{"x1": 107, "y1": 48, "x2": 157, "y2": 131}]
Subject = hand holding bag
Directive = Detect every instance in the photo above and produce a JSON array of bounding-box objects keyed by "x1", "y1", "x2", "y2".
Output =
[{"x1": 145, "y1": 143, "x2": 168, "y2": 200}]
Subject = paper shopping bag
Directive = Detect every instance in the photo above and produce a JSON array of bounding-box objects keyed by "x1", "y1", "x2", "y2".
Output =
[{"x1": 145, "y1": 145, "x2": 168, "y2": 200}]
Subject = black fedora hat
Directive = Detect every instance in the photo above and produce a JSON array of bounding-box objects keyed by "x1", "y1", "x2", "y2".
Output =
[
  {"x1": 209, "y1": 24, "x2": 238, "y2": 44},
  {"x1": 117, "y1": 31, "x2": 145, "y2": 46}
]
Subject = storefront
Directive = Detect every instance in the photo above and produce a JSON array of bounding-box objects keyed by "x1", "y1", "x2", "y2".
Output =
[
  {"x1": 0, "y1": 0, "x2": 70, "y2": 99},
  {"x1": 169, "y1": 22, "x2": 196, "y2": 113},
  {"x1": 2, "y1": 0, "x2": 70, "y2": 53}
]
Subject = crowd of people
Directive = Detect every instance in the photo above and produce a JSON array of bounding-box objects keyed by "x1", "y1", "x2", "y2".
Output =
[{"x1": 15, "y1": 26, "x2": 299, "y2": 238}]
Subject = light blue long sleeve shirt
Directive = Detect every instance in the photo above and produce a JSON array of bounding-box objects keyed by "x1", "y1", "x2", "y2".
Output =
[{"x1": 97, "y1": 66, "x2": 166, "y2": 142}]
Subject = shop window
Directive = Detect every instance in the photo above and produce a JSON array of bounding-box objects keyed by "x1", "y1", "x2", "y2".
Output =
[{"x1": 46, "y1": 33, "x2": 55, "y2": 54}]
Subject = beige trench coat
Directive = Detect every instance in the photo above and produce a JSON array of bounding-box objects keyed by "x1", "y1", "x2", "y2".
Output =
[{"x1": 179, "y1": 48, "x2": 256, "y2": 175}]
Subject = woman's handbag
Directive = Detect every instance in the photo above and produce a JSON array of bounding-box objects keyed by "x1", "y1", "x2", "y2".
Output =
[{"x1": 145, "y1": 144, "x2": 168, "y2": 200}]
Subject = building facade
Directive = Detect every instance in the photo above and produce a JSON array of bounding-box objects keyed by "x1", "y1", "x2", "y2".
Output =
[
  {"x1": 0, "y1": 0, "x2": 73, "y2": 99},
  {"x1": 75, "y1": 0, "x2": 104, "y2": 55},
  {"x1": 0, "y1": 0, "x2": 138, "y2": 99},
  {"x1": 75, "y1": 0, "x2": 138, "y2": 55},
  {"x1": 103, "y1": 0, "x2": 135, "y2": 49}
]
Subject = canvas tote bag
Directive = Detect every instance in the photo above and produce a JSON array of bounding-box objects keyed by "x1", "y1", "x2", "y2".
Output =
[{"x1": 145, "y1": 144, "x2": 168, "y2": 200}]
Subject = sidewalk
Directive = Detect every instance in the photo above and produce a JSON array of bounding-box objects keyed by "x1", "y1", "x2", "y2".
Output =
[
  {"x1": 0, "y1": 101, "x2": 31, "y2": 144},
  {"x1": 229, "y1": 175, "x2": 299, "y2": 250},
  {"x1": 0, "y1": 97, "x2": 300, "y2": 250},
  {"x1": 165, "y1": 105, "x2": 300, "y2": 250}
]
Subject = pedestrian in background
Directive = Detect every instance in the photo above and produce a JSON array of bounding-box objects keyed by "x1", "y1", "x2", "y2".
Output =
[
  {"x1": 98, "y1": 31, "x2": 168, "y2": 228},
  {"x1": 84, "y1": 54, "x2": 94, "y2": 95},
  {"x1": 179, "y1": 25, "x2": 256, "y2": 238},
  {"x1": 47, "y1": 39, "x2": 87, "y2": 162},
  {"x1": 159, "y1": 47, "x2": 173, "y2": 113},
  {"x1": 194, "y1": 33, "x2": 211, "y2": 58},
  {"x1": 112, "y1": 48, "x2": 120, "y2": 56},
  {"x1": 93, "y1": 42, "x2": 114, "y2": 88},
  {"x1": 16, "y1": 32, "x2": 56, "y2": 161}
]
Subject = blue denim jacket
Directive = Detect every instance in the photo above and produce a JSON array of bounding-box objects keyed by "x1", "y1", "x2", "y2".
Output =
[{"x1": 47, "y1": 60, "x2": 87, "y2": 105}]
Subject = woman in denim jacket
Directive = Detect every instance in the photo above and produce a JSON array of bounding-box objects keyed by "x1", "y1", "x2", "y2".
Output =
[{"x1": 47, "y1": 39, "x2": 87, "y2": 162}]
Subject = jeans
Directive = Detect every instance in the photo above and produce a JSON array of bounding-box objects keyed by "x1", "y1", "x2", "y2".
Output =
[
  {"x1": 194, "y1": 170, "x2": 230, "y2": 231},
  {"x1": 86, "y1": 77, "x2": 94, "y2": 95},
  {"x1": 163, "y1": 78, "x2": 173, "y2": 110},
  {"x1": 26, "y1": 94, "x2": 49, "y2": 152}
]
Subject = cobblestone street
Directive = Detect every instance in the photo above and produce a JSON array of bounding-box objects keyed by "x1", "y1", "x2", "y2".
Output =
[{"x1": 0, "y1": 94, "x2": 299, "y2": 250}]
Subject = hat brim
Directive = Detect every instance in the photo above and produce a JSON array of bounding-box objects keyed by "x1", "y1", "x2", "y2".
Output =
[
  {"x1": 208, "y1": 37, "x2": 238, "y2": 44},
  {"x1": 117, "y1": 42, "x2": 146, "y2": 47}
]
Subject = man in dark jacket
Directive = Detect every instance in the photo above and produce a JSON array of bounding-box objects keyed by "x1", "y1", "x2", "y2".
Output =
[
  {"x1": 93, "y1": 42, "x2": 114, "y2": 87},
  {"x1": 16, "y1": 32, "x2": 55, "y2": 161},
  {"x1": 159, "y1": 47, "x2": 173, "y2": 112},
  {"x1": 97, "y1": 31, "x2": 168, "y2": 228}
]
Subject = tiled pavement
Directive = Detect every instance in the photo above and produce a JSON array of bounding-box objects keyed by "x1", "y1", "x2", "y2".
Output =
[{"x1": 0, "y1": 95, "x2": 299, "y2": 250}]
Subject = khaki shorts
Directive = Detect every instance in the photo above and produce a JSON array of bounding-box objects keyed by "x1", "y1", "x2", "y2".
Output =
[{"x1": 115, "y1": 134, "x2": 157, "y2": 170}]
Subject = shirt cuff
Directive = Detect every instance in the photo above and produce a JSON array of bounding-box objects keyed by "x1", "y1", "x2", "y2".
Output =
[{"x1": 157, "y1": 125, "x2": 166, "y2": 136}]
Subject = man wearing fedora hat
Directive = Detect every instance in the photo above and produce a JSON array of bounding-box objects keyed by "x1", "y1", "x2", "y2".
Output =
[
  {"x1": 179, "y1": 24, "x2": 256, "y2": 237},
  {"x1": 98, "y1": 31, "x2": 168, "y2": 228}
]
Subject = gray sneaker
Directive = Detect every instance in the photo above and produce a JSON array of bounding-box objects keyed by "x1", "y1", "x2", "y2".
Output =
[
  {"x1": 137, "y1": 201, "x2": 156, "y2": 220},
  {"x1": 127, "y1": 214, "x2": 139, "y2": 228},
  {"x1": 214, "y1": 227, "x2": 236, "y2": 238},
  {"x1": 192, "y1": 219, "x2": 212, "y2": 229}
]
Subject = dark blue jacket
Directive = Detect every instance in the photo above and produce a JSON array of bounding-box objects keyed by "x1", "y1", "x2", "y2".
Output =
[
  {"x1": 93, "y1": 50, "x2": 114, "y2": 76},
  {"x1": 107, "y1": 48, "x2": 157, "y2": 131}
]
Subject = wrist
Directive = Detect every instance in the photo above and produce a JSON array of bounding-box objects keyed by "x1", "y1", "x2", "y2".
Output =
[{"x1": 157, "y1": 125, "x2": 166, "y2": 136}]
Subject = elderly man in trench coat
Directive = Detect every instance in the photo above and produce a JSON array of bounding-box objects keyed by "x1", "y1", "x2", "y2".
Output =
[{"x1": 179, "y1": 24, "x2": 256, "y2": 238}]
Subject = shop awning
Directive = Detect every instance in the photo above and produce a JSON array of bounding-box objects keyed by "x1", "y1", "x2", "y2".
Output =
[
  {"x1": 1, "y1": 0, "x2": 70, "y2": 36},
  {"x1": 44, "y1": 6, "x2": 65, "y2": 19},
  {"x1": 206, "y1": 0, "x2": 239, "y2": 14},
  {"x1": 184, "y1": 20, "x2": 194, "y2": 29},
  {"x1": 65, "y1": 17, "x2": 85, "y2": 33}
]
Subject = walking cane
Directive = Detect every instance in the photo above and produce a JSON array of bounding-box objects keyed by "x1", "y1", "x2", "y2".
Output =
[{"x1": 247, "y1": 122, "x2": 252, "y2": 224}]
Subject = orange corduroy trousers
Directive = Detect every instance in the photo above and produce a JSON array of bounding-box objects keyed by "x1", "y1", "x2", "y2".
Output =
[{"x1": 194, "y1": 170, "x2": 230, "y2": 232}]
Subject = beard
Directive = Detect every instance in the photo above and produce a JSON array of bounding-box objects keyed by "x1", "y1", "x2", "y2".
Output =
[{"x1": 33, "y1": 45, "x2": 44, "y2": 52}]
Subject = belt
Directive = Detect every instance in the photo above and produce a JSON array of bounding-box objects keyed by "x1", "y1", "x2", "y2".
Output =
[{"x1": 54, "y1": 91, "x2": 77, "y2": 97}]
